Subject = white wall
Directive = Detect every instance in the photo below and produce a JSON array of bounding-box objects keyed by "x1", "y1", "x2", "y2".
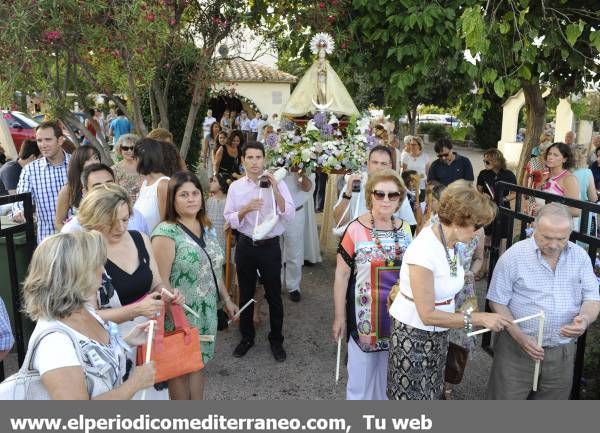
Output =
[{"x1": 213, "y1": 82, "x2": 292, "y2": 117}]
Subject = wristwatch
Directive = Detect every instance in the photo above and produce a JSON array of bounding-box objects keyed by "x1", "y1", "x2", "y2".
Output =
[{"x1": 342, "y1": 192, "x2": 352, "y2": 200}]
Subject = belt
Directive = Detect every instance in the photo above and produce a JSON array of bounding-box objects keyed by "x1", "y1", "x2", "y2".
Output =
[
  {"x1": 401, "y1": 292, "x2": 452, "y2": 306},
  {"x1": 295, "y1": 205, "x2": 304, "y2": 211},
  {"x1": 238, "y1": 233, "x2": 279, "y2": 247}
]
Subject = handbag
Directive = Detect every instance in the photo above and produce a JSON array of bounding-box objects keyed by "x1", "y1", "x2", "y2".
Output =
[
  {"x1": 444, "y1": 342, "x2": 469, "y2": 384},
  {"x1": 0, "y1": 326, "x2": 85, "y2": 400},
  {"x1": 136, "y1": 303, "x2": 204, "y2": 383},
  {"x1": 177, "y1": 223, "x2": 229, "y2": 330}
]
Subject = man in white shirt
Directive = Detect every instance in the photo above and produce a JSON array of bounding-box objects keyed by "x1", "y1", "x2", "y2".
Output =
[
  {"x1": 333, "y1": 145, "x2": 416, "y2": 229},
  {"x1": 202, "y1": 109, "x2": 217, "y2": 139},
  {"x1": 239, "y1": 111, "x2": 251, "y2": 143}
]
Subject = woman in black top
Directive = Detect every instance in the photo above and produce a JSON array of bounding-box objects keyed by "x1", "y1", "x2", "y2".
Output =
[
  {"x1": 213, "y1": 129, "x2": 243, "y2": 181},
  {"x1": 475, "y1": 149, "x2": 516, "y2": 279}
]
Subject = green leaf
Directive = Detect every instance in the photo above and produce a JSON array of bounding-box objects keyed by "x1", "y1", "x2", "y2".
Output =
[
  {"x1": 499, "y1": 22, "x2": 510, "y2": 35},
  {"x1": 565, "y1": 21, "x2": 584, "y2": 46},
  {"x1": 482, "y1": 68, "x2": 498, "y2": 84},
  {"x1": 589, "y1": 30, "x2": 600, "y2": 51},
  {"x1": 493, "y1": 79, "x2": 505, "y2": 98}
]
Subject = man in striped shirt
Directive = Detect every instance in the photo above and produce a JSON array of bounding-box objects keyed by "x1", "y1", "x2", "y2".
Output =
[{"x1": 12, "y1": 121, "x2": 71, "y2": 243}]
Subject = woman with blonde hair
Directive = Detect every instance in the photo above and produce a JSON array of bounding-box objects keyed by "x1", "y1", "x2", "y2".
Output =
[
  {"x1": 332, "y1": 169, "x2": 413, "y2": 400},
  {"x1": 401, "y1": 135, "x2": 429, "y2": 198},
  {"x1": 20, "y1": 231, "x2": 155, "y2": 399},
  {"x1": 387, "y1": 181, "x2": 510, "y2": 400},
  {"x1": 112, "y1": 133, "x2": 143, "y2": 203}
]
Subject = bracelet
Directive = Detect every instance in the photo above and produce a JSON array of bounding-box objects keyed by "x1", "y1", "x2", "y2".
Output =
[
  {"x1": 463, "y1": 307, "x2": 473, "y2": 333},
  {"x1": 342, "y1": 192, "x2": 352, "y2": 200}
]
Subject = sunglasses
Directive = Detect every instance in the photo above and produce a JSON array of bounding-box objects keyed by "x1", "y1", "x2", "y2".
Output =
[
  {"x1": 437, "y1": 153, "x2": 450, "y2": 158},
  {"x1": 121, "y1": 146, "x2": 134, "y2": 151},
  {"x1": 372, "y1": 190, "x2": 401, "y2": 201},
  {"x1": 474, "y1": 223, "x2": 484, "y2": 230},
  {"x1": 483, "y1": 159, "x2": 491, "y2": 165}
]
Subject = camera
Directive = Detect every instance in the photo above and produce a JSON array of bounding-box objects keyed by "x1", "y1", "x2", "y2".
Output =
[{"x1": 352, "y1": 179, "x2": 361, "y2": 193}]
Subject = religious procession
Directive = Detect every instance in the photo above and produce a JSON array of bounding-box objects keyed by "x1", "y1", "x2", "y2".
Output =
[{"x1": 0, "y1": 1, "x2": 599, "y2": 405}]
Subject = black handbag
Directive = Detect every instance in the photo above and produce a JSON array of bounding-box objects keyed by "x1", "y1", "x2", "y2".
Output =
[
  {"x1": 177, "y1": 223, "x2": 230, "y2": 331},
  {"x1": 444, "y1": 342, "x2": 469, "y2": 384}
]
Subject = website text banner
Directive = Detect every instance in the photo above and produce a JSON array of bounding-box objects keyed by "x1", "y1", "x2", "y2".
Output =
[{"x1": 1, "y1": 401, "x2": 595, "y2": 433}]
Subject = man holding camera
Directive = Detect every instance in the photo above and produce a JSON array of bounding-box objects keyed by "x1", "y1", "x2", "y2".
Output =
[
  {"x1": 333, "y1": 145, "x2": 417, "y2": 229},
  {"x1": 224, "y1": 142, "x2": 295, "y2": 362}
]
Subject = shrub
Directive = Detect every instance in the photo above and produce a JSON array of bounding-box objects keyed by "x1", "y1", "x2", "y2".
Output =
[{"x1": 417, "y1": 123, "x2": 449, "y2": 142}]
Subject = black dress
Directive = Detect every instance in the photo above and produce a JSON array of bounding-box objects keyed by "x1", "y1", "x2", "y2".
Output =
[
  {"x1": 218, "y1": 146, "x2": 241, "y2": 180},
  {"x1": 476, "y1": 169, "x2": 517, "y2": 238},
  {"x1": 101, "y1": 230, "x2": 153, "y2": 307}
]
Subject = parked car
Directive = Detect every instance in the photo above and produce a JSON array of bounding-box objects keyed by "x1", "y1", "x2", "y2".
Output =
[
  {"x1": 33, "y1": 111, "x2": 86, "y2": 143},
  {"x1": 417, "y1": 114, "x2": 462, "y2": 128},
  {"x1": 2, "y1": 110, "x2": 39, "y2": 151}
]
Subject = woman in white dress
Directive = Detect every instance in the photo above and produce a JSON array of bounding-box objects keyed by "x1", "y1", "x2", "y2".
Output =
[{"x1": 401, "y1": 135, "x2": 430, "y2": 199}]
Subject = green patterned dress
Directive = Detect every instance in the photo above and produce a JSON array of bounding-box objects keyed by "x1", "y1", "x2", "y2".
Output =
[{"x1": 152, "y1": 222, "x2": 223, "y2": 362}]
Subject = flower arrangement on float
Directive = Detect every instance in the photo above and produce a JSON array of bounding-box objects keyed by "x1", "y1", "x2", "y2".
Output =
[{"x1": 265, "y1": 112, "x2": 370, "y2": 175}]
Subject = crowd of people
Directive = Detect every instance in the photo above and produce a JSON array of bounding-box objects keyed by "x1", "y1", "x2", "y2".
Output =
[{"x1": 0, "y1": 110, "x2": 599, "y2": 401}]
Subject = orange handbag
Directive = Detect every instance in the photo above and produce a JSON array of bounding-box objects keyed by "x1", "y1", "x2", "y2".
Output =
[{"x1": 136, "y1": 303, "x2": 204, "y2": 383}]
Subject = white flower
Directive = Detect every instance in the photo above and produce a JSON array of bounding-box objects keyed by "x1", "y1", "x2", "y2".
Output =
[
  {"x1": 301, "y1": 148, "x2": 312, "y2": 162},
  {"x1": 463, "y1": 49, "x2": 481, "y2": 65},
  {"x1": 532, "y1": 35, "x2": 545, "y2": 48}
]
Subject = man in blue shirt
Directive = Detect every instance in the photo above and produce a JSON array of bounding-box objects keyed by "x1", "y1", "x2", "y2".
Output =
[
  {"x1": 0, "y1": 297, "x2": 14, "y2": 361},
  {"x1": 108, "y1": 108, "x2": 132, "y2": 146},
  {"x1": 427, "y1": 138, "x2": 474, "y2": 186},
  {"x1": 486, "y1": 203, "x2": 600, "y2": 399}
]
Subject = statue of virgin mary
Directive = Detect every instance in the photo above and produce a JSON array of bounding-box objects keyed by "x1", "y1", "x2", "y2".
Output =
[{"x1": 282, "y1": 33, "x2": 359, "y2": 118}]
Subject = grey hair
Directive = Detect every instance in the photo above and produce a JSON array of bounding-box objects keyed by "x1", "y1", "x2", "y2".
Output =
[
  {"x1": 403, "y1": 135, "x2": 414, "y2": 145},
  {"x1": 22, "y1": 231, "x2": 107, "y2": 320},
  {"x1": 534, "y1": 202, "x2": 573, "y2": 229},
  {"x1": 116, "y1": 133, "x2": 139, "y2": 150}
]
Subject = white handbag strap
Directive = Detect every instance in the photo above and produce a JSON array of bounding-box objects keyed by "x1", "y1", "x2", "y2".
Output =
[{"x1": 22, "y1": 325, "x2": 84, "y2": 375}]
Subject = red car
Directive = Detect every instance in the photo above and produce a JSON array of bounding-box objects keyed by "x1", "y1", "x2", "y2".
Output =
[{"x1": 2, "y1": 110, "x2": 39, "y2": 152}]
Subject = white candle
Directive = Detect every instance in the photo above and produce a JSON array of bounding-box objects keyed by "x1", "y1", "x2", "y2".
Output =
[
  {"x1": 140, "y1": 320, "x2": 155, "y2": 401},
  {"x1": 335, "y1": 337, "x2": 342, "y2": 384},
  {"x1": 466, "y1": 312, "x2": 545, "y2": 337},
  {"x1": 228, "y1": 298, "x2": 256, "y2": 325},
  {"x1": 533, "y1": 312, "x2": 545, "y2": 392}
]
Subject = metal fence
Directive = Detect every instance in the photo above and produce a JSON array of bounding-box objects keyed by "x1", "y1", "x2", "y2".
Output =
[
  {"x1": 0, "y1": 193, "x2": 36, "y2": 381},
  {"x1": 484, "y1": 181, "x2": 600, "y2": 399}
]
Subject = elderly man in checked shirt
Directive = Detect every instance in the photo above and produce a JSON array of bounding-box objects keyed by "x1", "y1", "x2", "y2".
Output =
[
  {"x1": 12, "y1": 121, "x2": 70, "y2": 244},
  {"x1": 0, "y1": 297, "x2": 14, "y2": 361},
  {"x1": 486, "y1": 203, "x2": 600, "y2": 399}
]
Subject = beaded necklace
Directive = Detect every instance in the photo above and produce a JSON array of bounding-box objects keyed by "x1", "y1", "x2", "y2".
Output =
[
  {"x1": 370, "y1": 212, "x2": 402, "y2": 267},
  {"x1": 438, "y1": 223, "x2": 458, "y2": 277}
]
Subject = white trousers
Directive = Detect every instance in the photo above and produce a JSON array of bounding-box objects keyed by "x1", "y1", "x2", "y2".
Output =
[
  {"x1": 346, "y1": 338, "x2": 389, "y2": 400},
  {"x1": 282, "y1": 205, "x2": 306, "y2": 292}
]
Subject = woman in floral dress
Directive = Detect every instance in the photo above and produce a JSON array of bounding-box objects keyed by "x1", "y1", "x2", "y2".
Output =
[
  {"x1": 112, "y1": 134, "x2": 143, "y2": 203},
  {"x1": 152, "y1": 171, "x2": 238, "y2": 400}
]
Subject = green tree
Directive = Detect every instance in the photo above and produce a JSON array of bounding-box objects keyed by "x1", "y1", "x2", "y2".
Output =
[{"x1": 460, "y1": 1, "x2": 600, "y2": 173}]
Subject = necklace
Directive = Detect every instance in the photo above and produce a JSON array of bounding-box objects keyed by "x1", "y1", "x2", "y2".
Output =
[
  {"x1": 370, "y1": 212, "x2": 402, "y2": 267},
  {"x1": 438, "y1": 223, "x2": 458, "y2": 277}
]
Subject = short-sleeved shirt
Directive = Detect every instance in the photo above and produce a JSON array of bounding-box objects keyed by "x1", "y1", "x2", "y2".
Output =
[
  {"x1": 401, "y1": 152, "x2": 430, "y2": 189},
  {"x1": 476, "y1": 168, "x2": 517, "y2": 202},
  {"x1": 0, "y1": 297, "x2": 14, "y2": 352},
  {"x1": 30, "y1": 307, "x2": 129, "y2": 397},
  {"x1": 487, "y1": 237, "x2": 600, "y2": 346},
  {"x1": 0, "y1": 160, "x2": 22, "y2": 195},
  {"x1": 389, "y1": 224, "x2": 465, "y2": 332},
  {"x1": 110, "y1": 117, "x2": 132, "y2": 144},
  {"x1": 338, "y1": 219, "x2": 412, "y2": 351},
  {"x1": 427, "y1": 153, "x2": 474, "y2": 186}
]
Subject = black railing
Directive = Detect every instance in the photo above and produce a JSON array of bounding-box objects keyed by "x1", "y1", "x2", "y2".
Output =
[
  {"x1": 0, "y1": 193, "x2": 36, "y2": 381},
  {"x1": 484, "y1": 181, "x2": 600, "y2": 399}
]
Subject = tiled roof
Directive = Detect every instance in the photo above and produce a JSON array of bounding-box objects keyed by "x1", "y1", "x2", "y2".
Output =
[{"x1": 216, "y1": 59, "x2": 297, "y2": 83}]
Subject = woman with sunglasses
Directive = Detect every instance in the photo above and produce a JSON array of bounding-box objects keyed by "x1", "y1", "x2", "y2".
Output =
[
  {"x1": 113, "y1": 134, "x2": 143, "y2": 203},
  {"x1": 332, "y1": 169, "x2": 413, "y2": 400},
  {"x1": 387, "y1": 181, "x2": 510, "y2": 400},
  {"x1": 475, "y1": 149, "x2": 517, "y2": 280}
]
